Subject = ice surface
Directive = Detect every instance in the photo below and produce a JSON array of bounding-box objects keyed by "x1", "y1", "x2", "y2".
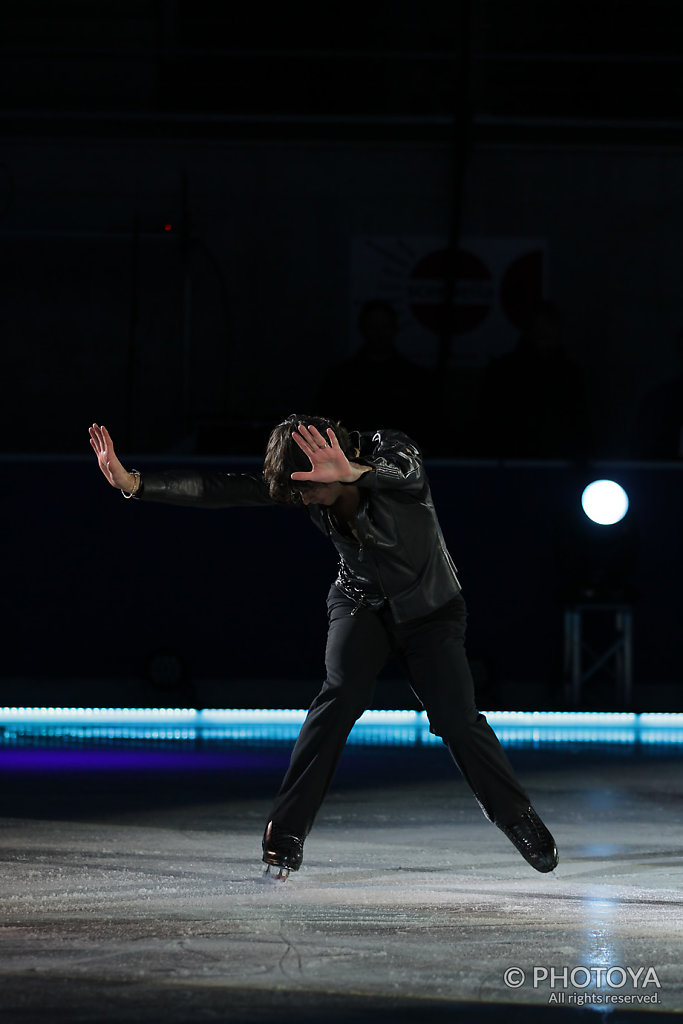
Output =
[{"x1": 0, "y1": 742, "x2": 681, "y2": 1022}]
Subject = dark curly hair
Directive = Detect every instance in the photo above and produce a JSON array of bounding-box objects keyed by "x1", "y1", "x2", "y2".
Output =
[{"x1": 263, "y1": 413, "x2": 353, "y2": 505}]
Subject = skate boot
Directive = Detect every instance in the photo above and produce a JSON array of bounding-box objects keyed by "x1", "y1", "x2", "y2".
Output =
[
  {"x1": 497, "y1": 806, "x2": 558, "y2": 873},
  {"x1": 262, "y1": 820, "x2": 304, "y2": 881}
]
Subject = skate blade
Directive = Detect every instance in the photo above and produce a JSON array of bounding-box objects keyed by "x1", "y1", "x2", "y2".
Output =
[{"x1": 264, "y1": 864, "x2": 290, "y2": 882}]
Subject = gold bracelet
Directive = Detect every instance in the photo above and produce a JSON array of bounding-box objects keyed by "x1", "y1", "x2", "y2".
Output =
[{"x1": 121, "y1": 470, "x2": 141, "y2": 499}]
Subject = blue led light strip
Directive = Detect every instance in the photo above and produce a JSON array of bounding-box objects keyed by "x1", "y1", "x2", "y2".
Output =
[{"x1": 1, "y1": 708, "x2": 683, "y2": 747}]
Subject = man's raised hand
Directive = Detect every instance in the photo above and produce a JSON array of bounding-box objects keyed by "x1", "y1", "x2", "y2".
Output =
[
  {"x1": 290, "y1": 424, "x2": 355, "y2": 484},
  {"x1": 89, "y1": 423, "x2": 137, "y2": 491}
]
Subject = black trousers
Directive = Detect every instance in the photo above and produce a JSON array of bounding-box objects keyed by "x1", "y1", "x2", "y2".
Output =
[{"x1": 267, "y1": 586, "x2": 531, "y2": 838}]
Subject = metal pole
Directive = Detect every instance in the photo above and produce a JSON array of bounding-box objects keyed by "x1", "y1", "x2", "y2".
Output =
[
  {"x1": 180, "y1": 169, "x2": 192, "y2": 430},
  {"x1": 436, "y1": 0, "x2": 473, "y2": 382},
  {"x1": 125, "y1": 217, "x2": 141, "y2": 450}
]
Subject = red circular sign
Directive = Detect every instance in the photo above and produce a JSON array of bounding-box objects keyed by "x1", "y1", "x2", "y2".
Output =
[{"x1": 408, "y1": 248, "x2": 494, "y2": 335}]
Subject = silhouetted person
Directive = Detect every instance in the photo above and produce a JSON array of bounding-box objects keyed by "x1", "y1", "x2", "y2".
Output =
[
  {"x1": 476, "y1": 301, "x2": 591, "y2": 459},
  {"x1": 631, "y1": 328, "x2": 683, "y2": 460},
  {"x1": 316, "y1": 301, "x2": 430, "y2": 440}
]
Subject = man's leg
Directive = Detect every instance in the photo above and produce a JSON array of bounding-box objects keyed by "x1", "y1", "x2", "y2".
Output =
[
  {"x1": 392, "y1": 594, "x2": 557, "y2": 871},
  {"x1": 266, "y1": 592, "x2": 391, "y2": 846},
  {"x1": 393, "y1": 595, "x2": 530, "y2": 825}
]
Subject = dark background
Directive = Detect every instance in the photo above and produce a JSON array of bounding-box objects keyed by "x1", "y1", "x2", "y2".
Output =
[{"x1": 1, "y1": 1, "x2": 682, "y2": 710}]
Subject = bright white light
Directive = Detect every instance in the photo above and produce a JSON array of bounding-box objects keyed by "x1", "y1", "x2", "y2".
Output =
[{"x1": 581, "y1": 479, "x2": 629, "y2": 525}]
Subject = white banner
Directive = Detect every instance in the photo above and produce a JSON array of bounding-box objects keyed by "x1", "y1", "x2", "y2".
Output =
[{"x1": 351, "y1": 236, "x2": 547, "y2": 368}]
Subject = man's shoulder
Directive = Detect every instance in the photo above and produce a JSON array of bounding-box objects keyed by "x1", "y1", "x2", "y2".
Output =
[
  {"x1": 358, "y1": 427, "x2": 421, "y2": 453},
  {"x1": 356, "y1": 430, "x2": 426, "y2": 493}
]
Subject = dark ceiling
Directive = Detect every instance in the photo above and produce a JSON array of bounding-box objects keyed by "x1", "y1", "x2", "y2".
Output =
[{"x1": 1, "y1": 1, "x2": 681, "y2": 141}]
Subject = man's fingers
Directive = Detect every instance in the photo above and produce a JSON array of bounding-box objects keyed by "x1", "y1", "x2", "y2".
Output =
[
  {"x1": 90, "y1": 431, "x2": 105, "y2": 457},
  {"x1": 297, "y1": 424, "x2": 331, "y2": 450},
  {"x1": 306, "y1": 424, "x2": 328, "y2": 446},
  {"x1": 91, "y1": 423, "x2": 112, "y2": 457},
  {"x1": 290, "y1": 471, "x2": 313, "y2": 481},
  {"x1": 326, "y1": 428, "x2": 340, "y2": 448},
  {"x1": 293, "y1": 424, "x2": 340, "y2": 474},
  {"x1": 102, "y1": 428, "x2": 117, "y2": 458},
  {"x1": 292, "y1": 430, "x2": 315, "y2": 457},
  {"x1": 296, "y1": 424, "x2": 320, "y2": 449}
]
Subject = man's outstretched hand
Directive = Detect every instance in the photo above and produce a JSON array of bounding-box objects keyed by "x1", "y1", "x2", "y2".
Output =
[
  {"x1": 291, "y1": 424, "x2": 370, "y2": 484},
  {"x1": 89, "y1": 423, "x2": 137, "y2": 491}
]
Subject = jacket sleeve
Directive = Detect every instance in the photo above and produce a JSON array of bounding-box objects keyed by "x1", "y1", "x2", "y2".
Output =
[
  {"x1": 353, "y1": 430, "x2": 425, "y2": 494},
  {"x1": 136, "y1": 470, "x2": 276, "y2": 508}
]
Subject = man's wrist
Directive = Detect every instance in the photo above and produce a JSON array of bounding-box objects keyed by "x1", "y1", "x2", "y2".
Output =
[
  {"x1": 120, "y1": 470, "x2": 141, "y2": 498},
  {"x1": 340, "y1": 462, "x2": 373, "y2": 484}
]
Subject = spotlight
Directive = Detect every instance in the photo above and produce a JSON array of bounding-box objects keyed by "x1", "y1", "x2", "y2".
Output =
[
  {"x1": 558, "y1": 477, "x2": 637, "y2": 707},
  {"x1": 555, "y1": 476, "x2": 637, "y2": 604},
  {"x1": 581, "y1": 480, "x2": 629, "y2": 525}
]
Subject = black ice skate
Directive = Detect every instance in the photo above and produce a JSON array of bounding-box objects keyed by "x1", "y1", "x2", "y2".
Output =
[
  {"x1": 262, "y1": 820, "x2": 304, "y2": 881},
  {"x1": 497, "y1": 806, "x2": 559, "y2": 873}
]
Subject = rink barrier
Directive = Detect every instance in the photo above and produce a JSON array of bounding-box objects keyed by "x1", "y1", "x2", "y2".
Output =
[{"x1": 1, "y1": 708, "x2": 683, "y2": 747}]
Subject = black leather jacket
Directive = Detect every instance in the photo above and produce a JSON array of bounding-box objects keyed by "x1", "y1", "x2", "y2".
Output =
[{"x1": 137, "y1": 429, "x2": 461, "y2": 623}]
